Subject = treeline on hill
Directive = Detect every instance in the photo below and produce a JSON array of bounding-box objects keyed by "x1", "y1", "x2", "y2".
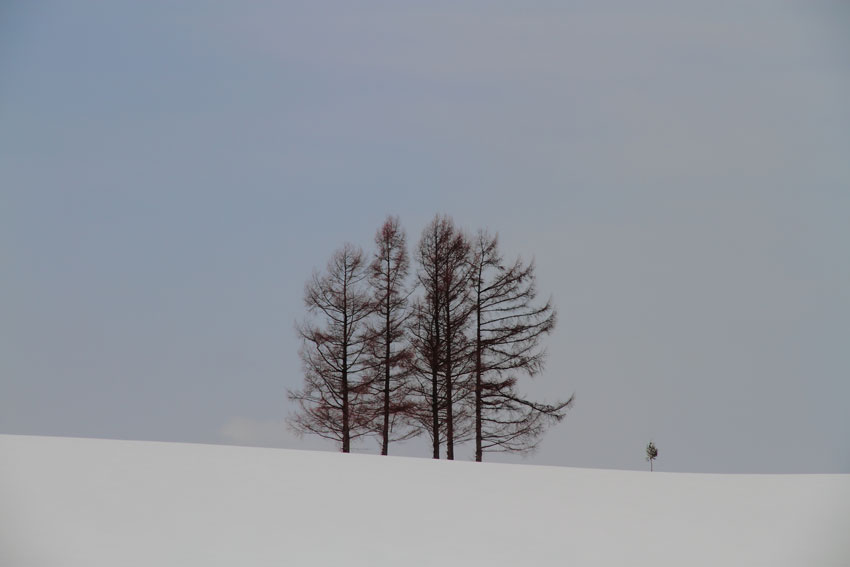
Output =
[{"x1": 288, "y1": 214, "x2": 573, "y2": 461}]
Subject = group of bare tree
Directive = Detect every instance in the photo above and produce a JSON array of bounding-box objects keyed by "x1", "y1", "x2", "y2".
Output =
[{"x1": 288, "y1": 214, "x2": 573, "y2": 461}]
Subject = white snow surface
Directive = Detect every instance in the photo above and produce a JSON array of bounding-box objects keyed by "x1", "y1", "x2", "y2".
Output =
[{"x1": 1, "y1": 435, "x2": 848, "y2": 566}]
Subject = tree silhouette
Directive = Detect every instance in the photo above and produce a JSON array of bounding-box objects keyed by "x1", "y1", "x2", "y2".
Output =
[
  {"x1": 288, "y1": 243, "x2": 375, "y2": 452},
  {"x1": 469, "y1": 230, "x2": 572, "y2": 461},
  {"x1": 366, "y1": 216, "x2": 417, "y2": 455},
  {"x1": 408, "y1": 215, "x2": 474, "y2": 459},
  {"x1": 646, "y1": 441, "x2": 659, "y2": 472},
  {"x1": 291, "y1": 215, "x2": 573, "y2": 460}
]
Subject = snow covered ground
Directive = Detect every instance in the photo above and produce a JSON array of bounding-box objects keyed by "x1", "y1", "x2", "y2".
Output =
[{"x1": 1, "y1": 434, "x2": 847, "y2": 566}]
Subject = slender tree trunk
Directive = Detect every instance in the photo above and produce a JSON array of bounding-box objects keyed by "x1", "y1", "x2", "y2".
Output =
[
  {"x1": 381, "y1": 291, "x2": 391, "y2": 455},
  {"x1": 431, "y1": 272, "x2": 442, "y2": 459},
  {"x1": 444, "y1": 298, "x2": 455, "y2": 460},
  {"x1": 342, "y1": 305, "x2": 350, "y2": 453},
  {"x1": 342, "y1": 369, "x2": 350, "y2": 452},
  {"x1": 475, "y1": 274, "x2": 483, "y2": 462},
  {"x1": 431, "y1": 305, "x2": 441, "y2": 460},
  {"x1": 431, "y1": 366, "x2": 440, "y2": 459}
]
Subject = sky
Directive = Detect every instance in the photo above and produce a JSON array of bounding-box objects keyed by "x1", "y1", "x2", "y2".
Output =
[{"x1": 2, "y1": 1, "x2": 848, "y2": 473}]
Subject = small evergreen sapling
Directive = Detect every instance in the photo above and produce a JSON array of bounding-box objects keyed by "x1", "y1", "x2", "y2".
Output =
[{"x1": 646, "y1": 441, "x2": 659, "y2": 472}]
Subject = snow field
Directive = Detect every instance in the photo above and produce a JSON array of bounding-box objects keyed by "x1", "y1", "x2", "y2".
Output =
[{"x1": 1, "y1": 434, "x2": 848, "y2": 566}]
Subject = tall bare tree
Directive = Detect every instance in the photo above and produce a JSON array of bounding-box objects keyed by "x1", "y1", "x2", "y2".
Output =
[
  {"x1": 438, "y1": 221, "x2": 474, "y2": 460},
  {"x1": 470, "y1": 230, "x2": 572, "y2": 461},
  {"x1": 288, "y1": 243, "x2": 374, "y2": 453},
  {"x1": 366, "y1": 216, "x2": 416, "y2": 455},
  {"x1": 409, "y1": 215, "x2": 474, "y2": 460}
]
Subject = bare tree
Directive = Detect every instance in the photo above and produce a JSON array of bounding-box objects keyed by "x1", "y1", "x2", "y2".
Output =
[
  {"x1": 288, "y1": 243, "x2": 374, "y2": 453},
  {"x1": 438, "y1": 221, "x2": 474, "y2": 461},
  {"x1": 646, "y1": 441, "x2": 658, "y2": 471},
  {"x1": 469, "y1": 230, "x2": 573, "y2": 461},
  {"x1": 409, "y1": 215, "x2": 474, "y2": 459},
  {"x1": 366, "y1": 216, "x2": 417, "y2": 455}
]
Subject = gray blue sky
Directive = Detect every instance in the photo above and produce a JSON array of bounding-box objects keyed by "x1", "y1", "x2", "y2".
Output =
[{"x1": 2, "y1": 1, "x2": 848, "y2": 472}]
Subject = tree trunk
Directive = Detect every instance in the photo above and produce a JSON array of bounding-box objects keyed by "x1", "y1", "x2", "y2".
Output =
[
  {"x1": 342, "y1": 306, "x2": 350, "y2": 453},
  {"x1": 381, "y1": 296, "x2": 391, "y2": 455},
  {"x1": 475, "y1": 276, "x2": 483, "y2": 462},
  {"x1": 444, "y1": 299, "x2": 454, "y2": 461},
  {"x1": 431, "y1": 365, "x2": 439, "y2": 459},
  {"x1": 431, "y1": 282, "x2": 441, "y2": 460}
]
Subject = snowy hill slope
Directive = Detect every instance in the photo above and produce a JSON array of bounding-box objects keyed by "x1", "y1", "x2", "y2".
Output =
[{"x1": 1, "y1": 435, "x2": 848, "y2": 566}]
